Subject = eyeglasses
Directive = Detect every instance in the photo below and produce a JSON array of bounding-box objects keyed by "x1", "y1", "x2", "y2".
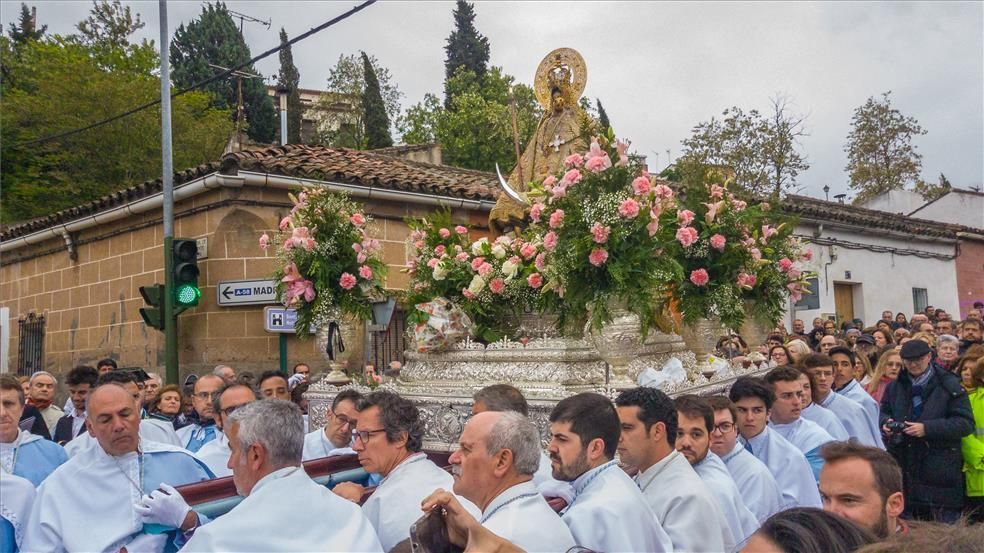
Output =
[
  {"x1": 221, "y1": 403, "x2": 248, "y2": 417},
  {"x1": 194, "y1": 391, "x2": 219, "y2": 400},
  {"x1": 711, "y1": 422, "x2": 734, "y2": 434},
  {"x1": 331, "y1": 413, "x2": 356, "y2": 428},
  {"x1": 352, "y1": 428, "x2": 387, "y2": 443}
]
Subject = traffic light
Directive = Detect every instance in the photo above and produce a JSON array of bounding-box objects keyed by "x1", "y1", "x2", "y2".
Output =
[
  {"x1": 172, "y1": 238, "x2": 201, "y2": 308},
  {"x1": 139, "y1": 284, "x2": 165, "y2": 331}
]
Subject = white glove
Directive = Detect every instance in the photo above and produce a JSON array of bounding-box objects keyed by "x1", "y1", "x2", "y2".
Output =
[
  {"x1": 288, "y1": 373, "x2": 306, "y2": 389},
  {"x1": 134, "y1": 483, "x2": 192, "y2": 530},
  {"x1": 119, "y1": 532, "x2": 168, "y2": 553}
]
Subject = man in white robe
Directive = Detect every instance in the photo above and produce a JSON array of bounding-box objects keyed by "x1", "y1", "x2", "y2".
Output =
[
  {"x1": 447, "y1": 410, "x2": 575, "y2": 552},
  {"x1": 194, "y1": 383, "x2": 257, "y2": 477},
  {"x1": 1, "y1": 376, "x2": 68, "y2": 486},
  {"x1": 804, "y1": 353, "x2": 883, "y2": 447},
  {"x1": 1, "y1": 472, "x2": 35, "y2": 553},
  {"x1": 707, "y1": 395, "x2": 783, "y2": 523},
  {"x1": 675, "y1": 395, "x2": 760, "y2": 544},
  {"x1": 730, "y1": 376, "x2": 823, "y2": 509},
  {"x1": 765, "y1": 367, "x2": 836, "y2": 480},
  {"x1": 301, "y1": 388, "x2": 360, "y2": 461},
  {"x1": 551, "y1": 392, "x2": 673, "y2": 552},
  {"x1": 21, "y1": 383, "x2": 213, "y2": 552},
  {"x1": 331, "y1": 390, "x2": 476, "y2": 551},
  {"x1": 615, "y1": 387, "x2": 732, "y2": 552},
  {"x1": 797, "y1": 371, "x2": 850, "y2": 440},
  {"x1": 176, "y1": 375, "x2": 223, "y2": 453},
  {"x1": 830, "y1": 347, "x2": 886, "y2": 448},
  {"x1": 138, "y1": 400, "x2": 382, "y2": 552}
]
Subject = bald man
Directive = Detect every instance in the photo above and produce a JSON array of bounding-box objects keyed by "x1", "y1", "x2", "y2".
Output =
[{"x1": 177, "y1": 375, "x2": 223, "y2": 453}]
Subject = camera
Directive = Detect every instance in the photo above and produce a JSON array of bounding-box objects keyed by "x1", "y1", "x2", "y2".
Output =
[{"x1": 885, "y1": 420, "x2": 907, "y2": 446}]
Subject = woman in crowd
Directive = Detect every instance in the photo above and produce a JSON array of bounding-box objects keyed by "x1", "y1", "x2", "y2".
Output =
[
  {"x1": 956, "y1": 354, "x2": 979, "y2": 391},
  {"x1": 854, "y1": 353, "x2": 873, "y2": 386},
  {"x1": 769, "y1": 344, "x2": 794, "y2": 367},
  {"x1": 872, "y1": 328, "x2": 894, "y2": 349},
  {"x1": 911, "y1": 331, "x2": 936, "y2": 349},
  {"x1": 149, "y1": 384, "x2": 188, "y2": 430},
  {"x1": 893, "y1": 312, "x2": 908, "y2": 330},
  {"x1": 867, "y1": 349, "x2": 903, "y2": 403},
  {"x1": 936, "y1": 334, "x2": 961, "y2": 372},
  {"x1": 823, "y1": 320, "x2": 837, "y2": 336},
  {"x1": 962, "y1": 356, "x2": 984, "y2": 523},
  {"x1": 741, "y1": 508, "x2": 876, "y2": 553},
  {"x1": 787, "y1": 340, "x2": 812, "y2": 364}
]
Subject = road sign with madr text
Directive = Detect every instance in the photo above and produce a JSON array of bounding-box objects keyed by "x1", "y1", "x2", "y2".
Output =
[{"x1": 217, "y1": 279, "x2": 278, "y2": 306}]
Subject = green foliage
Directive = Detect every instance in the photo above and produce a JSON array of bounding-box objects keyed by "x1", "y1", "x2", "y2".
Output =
[
  {"x1": 845, "y1": 91, "x2": 927, "y2": 205},
  {"x1": 7, "y1": 3, "x2": 46, "y2": 43},
  {"x1": 596, "y1": 98, "x2": 611, "y2": 133},
  {"x1": 914, "y1": 172, "x2": 952, "y2": 202},
  {"x1": 443, "y1": 0, "x2": 490, "y2": 109},
  {"x1": 73, "y1": 0, "x2": 155, "y2": 73},
  {"x1": 398, "y1": 67, "x2": 542, "y2": 172},
  {"x1": 361, "y1": 51, "x2": 393, "y2": 149},
  {"x1": 276, "y1": 28, "x2": 303, "y2": 144},
  {"x1": 314, "y1": 52, "x2": 402, "y2": 149},
  {"x1": 170, "y1": 2, "x2": 276, "y2": 143}
]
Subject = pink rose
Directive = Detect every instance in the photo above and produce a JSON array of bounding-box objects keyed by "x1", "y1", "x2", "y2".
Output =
[
  {"x1": 737, "y1": 272, "x2": 757, "y2": 290},
  {"x1": 412, "y1": 240, "x2": 425, "y2": 250},
  {"x1": 259, "y1": 233, "x2": 270, "y2": 250},
  {"x1": 589, "y1": 248, "x2": 609, "y2": 267},
  {"x1": 778, "y1": 258, "x2": 793, "y2": 272},
  {"x1": 527, "y1": 273, "x2": 544, "y2": 288},
  {"x1": 439, "y1": 228, "x2": 451, "y2": 238},
  {"x1": 530, "y1": 203, "x2": 545, "y2": 223},
  {"x1": 478, "y1": 262, "x2": 493, "y2": 277},
  {"x1": 564, "y1": 153, "x2": 584, "y2": 169},
  {"x1": 462, "y1": 289, "x2": 476, "y2": 300},
  {"x1": 471, "y1": 257, "x2": 485, "y2": 271},
  {"x1": 690, "y1": 269, "x2": 710, "y2": 287},
  {"x1": 489, "y1": 278, "x2": 506, "y2": 294},
  {"x1": 632, "y1": 176, "x2": 651, "y2": 196},
  {"x1": 534, "y1": 252, "x2": 546, "y2": 271},
  {"x1": 427, "y1": 258, "x2": 440, "y2": 268},
  {"x1": 585, "y1": 154, "x2": 612, "y2": 173},
  {"x1": 678, "y1": 210, "x2": 695, "y2": 226},
  {"x1": 455, "y1": 225, "x2": 468, "y2": 234},
  {"x1": 710, "y1": 184, "x2": 724, "y2": 199},
  {"x1": 560, "y1": 169, "x2": 582, "y2": 187},
  {"x1": 359, "y1": 265, "x2": 373, "y2": 279},
  {"x1": 551, "y1": 184, "x2": 568, "y2": 201},
  {"x1": 455, "y1": 252, "x2": 469, "y2": 262},
  {"x1": 279, "y1": 217, "x2": 291, "y2": 231},
  {"x1": 654, "y1": 184, "x2": 674, "y2": 199},
  {"x1": 543, "y1": 175, "x2": 558, "y2": 188},
  {"x1": 591, "y1": 222, "x2": 610, "y2": 244},
  {"x1": 543, "y1": 231, "x2": 558, "y2": 251},
  {"x1": 676, "y1": 226, "x2": 699, "y2": 247},
  {"x1": 434, "y1": 244, "x2": 446, "y2": 256},
  {"x1": 709, "y1": 234, "x2": 726, "y2": 251},
  {"x1": 549, "y1": 210, "x2": 565, "y2": 229},
  {"x1": 339, "y1": 273, "x2": 357, "y2": 290},
  {"x1": 520, "y1": 243, "x2": 537, "y2": 259},
  {"x1": 618, "y1": 198, "x2": 641, "y2": 218},
  {"x1": 508, "y1": 255, "x2": 521, "y2": 265},
  {"x1": 350, "y1": 213, "x2": 366, "y2": 226}
]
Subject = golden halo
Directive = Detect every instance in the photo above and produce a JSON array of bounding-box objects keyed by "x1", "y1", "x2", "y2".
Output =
[{"x1": 533, "y1": 47, "x2": 587, "y2": 110}]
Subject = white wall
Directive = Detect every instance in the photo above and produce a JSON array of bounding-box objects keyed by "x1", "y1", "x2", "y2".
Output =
[
  {"x1": 859, "y1": 189, "x2": 927, "y2": 215},
  {"x1": 787, "y1": 223, "x2": 960, "y2": 328},
  {"x1": 909, "y1": 190, "x2": 984, "y2": 229}
]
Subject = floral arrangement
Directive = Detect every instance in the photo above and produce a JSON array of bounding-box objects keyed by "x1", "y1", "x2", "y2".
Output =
[
  {"x1": 403, "y1": 211, "x2": 549, "y2": 342},
  {"x1": 524, "y1": 131, "x2": 684, "y2": 334},
  {"x1": 260, "y1": 188, "x2": 387, "y2": 338},
  {"x1": 663, "y1": 166, "x2": 812, "y2": 329}
]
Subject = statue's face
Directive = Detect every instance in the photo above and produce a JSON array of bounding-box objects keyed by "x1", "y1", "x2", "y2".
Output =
[{"x1": 551, "y1": 89, "x2": 566, "y2": 113}]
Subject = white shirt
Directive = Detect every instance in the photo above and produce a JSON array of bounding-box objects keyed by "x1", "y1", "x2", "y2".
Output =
[
  {"x1": 836, "y1": 379, "x2": 886, "y2": 448},
  {"x1": 1, "y1": 472, "x2": 35, "y2": 550},
  {"x1": 771, "y1": 418, "x2": 835, "y2": 454},
  {"x1": 742, "y1": 426, "x2": 823, "y2": 509},
  {"x1": 194, "y1": 432, "x2": 231, "y2": 478},
  {"x1": 301, "y1": 428, "x2": 355, "y2": 461},
  {"x1": 819, "y1": 390, "x2": 883, "y2": 448},
  {"x1": 720, "y1": 441, "x2": 783, "y2": 523},
  {"x1": 67, "y1": 408, "x2": 86, "y2": 439},
  {"x1": 64, "y1": 419, "x2": 181, "y2": 458},
  {"x1": 181, "y1": 466, "x2": 383, "y2": 552},
  {"x1": 481, "y1": 480, "x2": 575, "y2": 552},
  {"x1": 561, "y1": 460, "x2": 673, "y2": 553},
  {"x1": 635, "y1": 450, "x2": 734, "y2": 552},
  {"x1": 176, "y1": 422, "x2": 218, "y2": 452},
  {"x1": 694, "y1": 451, "x2": 760, "y2": 543},
  {"x1": 801, "y1": 401, "x2": 850, "y2": 441}
]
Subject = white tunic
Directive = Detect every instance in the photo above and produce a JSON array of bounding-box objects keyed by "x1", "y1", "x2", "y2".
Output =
[
  {"x1": 22, "y1": 440, "x2": 213, "y2": 553},
  {"x1": 301, "y1": 428, "x2": 355, "y2": 461},
  {"x1": 742, "y1": 426, "x2": 823, "y2": 509},
  {"x1": 181, "y1": 466, "x2": 383, "y2": 552},
  {"x1": 1, "y1": 472, "x2": 35, "y2": 551},
  {"x1": 693, "y1": 452, "x2": 760, "y2": 543},
  {"x1": 194, "y1": 432, "x2": 231, "y2": 478},
  {"x1": 481, "y1": 480, "x2": 575, "y2": 553},
  {"x1": 561, "y1": 460, "x2": 673, "y2": 553},
  {"x1": 533, "y1": 451, "x2": 574, "y2": 503},
  {"x1": 63, "y1": 419, "x2": 181, "y2": 458},
  {"x1": 770, "y1": 418, "x2": 836, "y2": 482},
  {"x1": 720, "y1": 441, "x2": 783, "y2": 523},
  {"x1": 819, "y1": 391, "x2": 882, "y2": 448},
  {"x1": 836, "y1": 379, "x2": 886, "y2": 448},
  {"x1": 801, "y1": 401, "x2": 850, "y2": 441},
  {"x1": 175, "y1": 422, "x2": 218, "y2": 453},
  {"x1": 635, "y1": 450, "x2": 734, "y2": 553}
]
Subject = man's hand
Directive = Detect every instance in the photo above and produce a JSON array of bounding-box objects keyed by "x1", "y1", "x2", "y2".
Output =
[
  {"x1": 881, "y1": 418, "x2": 894, "y2": 436},
  {"x1": 903, "y1": 421, "x2": 926, "y2": 438},
  {"x1": 332, "y1": 481, "x2": 365, "y2": 503},
  {"x1": 119, "y1": 532, "x2": 168, "y2": 553},
  {"x1": 287, "y1": 373, "x2": 306, "y2": 390},
  {"x1": 133, "y1": 483, "x2": 196, "y2": 531},
  {"x1": 420, "y1": 489, "x2": 475, "y2": 547}
]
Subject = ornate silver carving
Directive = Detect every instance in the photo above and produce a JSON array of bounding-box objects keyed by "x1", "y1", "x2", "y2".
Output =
[
  {"x1": 678, "y1": 317, "x2": 726, "y2": 381},
  {"x1": 587, "y1": 306, "x2": 643, "y2": 389}
]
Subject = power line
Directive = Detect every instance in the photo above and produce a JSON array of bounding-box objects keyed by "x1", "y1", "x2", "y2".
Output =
[{"x1": 4, "y1": 0, "x2": 377, "y2": 151}]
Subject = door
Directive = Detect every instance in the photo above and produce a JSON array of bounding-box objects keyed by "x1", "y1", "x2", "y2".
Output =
[{"x1": 833, "y1": 283, "x2": 854, "y2": 327}]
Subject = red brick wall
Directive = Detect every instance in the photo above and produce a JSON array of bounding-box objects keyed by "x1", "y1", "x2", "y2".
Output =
[{"x1": 956, "y1": 238, "x2": 984, "y2": 319}]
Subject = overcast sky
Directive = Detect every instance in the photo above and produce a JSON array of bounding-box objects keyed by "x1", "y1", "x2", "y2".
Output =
[{"x1": 4, "y1": 1, "x2": 982, "y2": 200}]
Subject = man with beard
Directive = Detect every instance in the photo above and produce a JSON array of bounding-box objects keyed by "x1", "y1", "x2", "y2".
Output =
[
  {"x1": 610, "y1": 388, "x2": 715, "y2": 552},
  {"x1": 819, "y1": 441, "x2": 907, "y2": 538},
  {"x1": 764, "y1": 366, "x2": 836, "y2": 481},
  {"x1": 675, "y1": 394, "x2": 759, "y2": 544},
  {"x1": 550, "y1": 392, "x2": 672, "y2": 552}
]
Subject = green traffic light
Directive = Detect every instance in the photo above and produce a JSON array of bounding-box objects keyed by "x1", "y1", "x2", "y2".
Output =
[{"x1": 175, "y1": 283, "x2": 201, "y2": 306}]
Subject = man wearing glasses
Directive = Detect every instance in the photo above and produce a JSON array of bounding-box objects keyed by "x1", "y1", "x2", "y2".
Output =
[
  {"x1": 705, "y1": 395, "x2": 783, "y2": 523},
  {"x1": 302, "y1": 389, "x2": 361, "y2": 461},
  {"x1": 194, "y1": 383, "x2": 257, "y2": 477},
  {"x1": 176, "y1": 375, "x2": 223, "y2": 453}
]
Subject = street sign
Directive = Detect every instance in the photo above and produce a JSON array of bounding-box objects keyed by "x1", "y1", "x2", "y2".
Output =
[
  {"x1": 264, "y1": 306, "x2": 304, "y2": 333},
  {"x1": 217, "y1": 279, "x2": 278, "y2": 306}
]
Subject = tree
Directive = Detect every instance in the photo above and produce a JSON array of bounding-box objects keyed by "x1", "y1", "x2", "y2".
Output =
[
  {"x1": 73, "y1": 0, "x2": 156, "y2": 73},
  {"x1": 914, "y1": 172, "x2": 952, "y2": 202},
  {"x1": 596, "y1": 98, "x2": 611, "y2": 132},
  {"x1": 844, "y1": 91, "x2": 926, "y2": 204},
  {"x1": 7, "y1": 3, "x2": 46, "y2": 44},
  {"x1": 312, "y1": 52, "x2": 402, "y2": 149},
  {"x1": 762, "y1": 94, "x2": 809, "y2": 196},
  {"x1": 276, "y1": 27, "x2": 302, "y2": 144},
  {"x1": 443, "y1": 0, "x2": 489, "y2": 109},
  {"x1": 170, "y1": 2, "x2": 276, "y2": 143},
  {"x1": 361, "y1": 51, "x2": 392, "y2": 149}
]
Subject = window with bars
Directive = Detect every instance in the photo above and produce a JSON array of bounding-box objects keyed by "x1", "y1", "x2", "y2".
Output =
[
  {"x1": 370, "y1": 308, "x2": 407, "y2": 371},
  {"x1": 17, "y1": 312, "x2": 45, "y2": 376},
  {"x1": 912, "y1": 288, "x2": 929, "y2": 314}
]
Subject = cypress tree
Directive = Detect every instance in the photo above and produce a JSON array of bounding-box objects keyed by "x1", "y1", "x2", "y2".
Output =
[
  {"x1": 362, "y1": 51, "x2": 392, "y2": 149},
  {"x1": 7, "y1": 3, "x2": 46, "y2": 43},
  {"x1": 596, "y1": 98, "x2": 611, "y2": 132},
  {"x1": 277, "y1": 28, "x2": 303, "y2": 144},
  {"x1": 443, "y1": 0, "x2": 490, "y2": 109}
]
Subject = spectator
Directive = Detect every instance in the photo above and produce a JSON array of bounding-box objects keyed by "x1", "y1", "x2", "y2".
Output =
[
  {"x1": 744, "y1": 507, "x2": 876, "y2": 553},
  {"x1": 143, "y1": 372, "x2": 162, "y2": 409},
  {"x1": 27, "y1": 372, "x2": 62, "y2": 436},
  {"x1": 148, "y1": 385, "x2": 187, "y2": 429},
  {"x1": 936, "y1": 334, "x2": 960, "y2": 372},
  {"x1": 957, "y1": 319, "x2": 983, "y2": 355},
  {"x1": 766, "y1": 334, "x2": 784, "y2": 350},
  {"x1": 213, "y1": 364, "x2": 236, "y2": 384},
  {"x1": 892, "y1": 312, "x2": 908, "y2": 330},
  {"x1": 892, "y1": 327, "x2": 910, "y2": 343},
  {"x1": 935, "y1": 319, "x2": 956, "y2": 337},
  {"x1": 236, "y1": 371, "x2": 255, "y2": 389},
  {"x1": 963, "y1": 356, "x2": 984, "y2": 522},
  {"x1": 95, "y1": 358, "x2": 117, "y2": 375},
  {"x1": 880, "y1": 339, "x2": 974, "y2": 522},
  {"x1": 791, "y1": 319, "x2": 808, "y2": 341},
  {"x1": 769, "y1": 345, "x2": 793, "y2": 367},
  {"x1": 867, "y1": 350, "x2": 903, "y2": 404},
  {"x1": 819, "y1": 441, "x2": 906, "y2": 538},
  {"x1": 855, "y1": 352, "x2": 874, "y2": 386},
  {"x1": 845, "y1": 328, "x2": 861, "y2": 347},
  {"x1": 875, "y1": 320, "x2": 893, "y2": 335},
  {"x1": 911, "y1": 331, "x2": 936, "y2": 349},
  {"x1": 880, "y1": 311, "x2": 894, "y2": 326},
  {"x1": 786, "y1": 340, "x2": 812, "y2": 364},
  {"x1": 955, "y1": 355, "x2": 978, "y2": 392},
  {"x1": 817, "y1": 334, "x2": 837, "y2": 354},
  {"x1": 970, "y1": 301, "x2": 983, "y2": 320},
  {"x1": 823, "y1": 320, "x2": 837, "y2": 336},
  {"x1": 290, "y1": 381, "x2": 310, "y2": 415},
  {"x1": 909, "y1": 313, "x2": 929, "y2": 331},
  {"x1": 53, "y1": 366, "x2": 98, "y2": 445},
  {"x1": 292, "y1": 363, "x2": 310, "y2": 379},
  {"x1": 872, "y1": 329, "x2": 894, "y2": 349},
  {"x1": 17, "y1": 376, "x2": 29, "y2": 397},
  {"x1": 854, "y1": 519, "x2": 984, "y2": 553},
  {"x1": 257, "y1": 371, "x2": 289, "y2": 401}
]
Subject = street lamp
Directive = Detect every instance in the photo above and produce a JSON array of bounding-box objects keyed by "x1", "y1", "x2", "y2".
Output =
[{"x1": 823, "y1": 184, "x2": 830, "y2": 201}]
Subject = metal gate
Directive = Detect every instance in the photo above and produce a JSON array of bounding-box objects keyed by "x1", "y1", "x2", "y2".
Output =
[
  {"x1": 370, "y1": 309, "x2": 407, "y2": 371},
  {"x1": 17, "y1": 312, "x2": 45, "y2": 376}
]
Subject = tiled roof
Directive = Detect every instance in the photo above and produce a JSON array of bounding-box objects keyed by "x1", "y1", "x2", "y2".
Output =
[{"x1": 781, "y1": 194, "x2": 965, "y2": 239}]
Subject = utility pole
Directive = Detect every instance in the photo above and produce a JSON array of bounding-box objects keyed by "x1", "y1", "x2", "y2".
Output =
[
  {"x1": 159, "y1": 0, "x2": 178, "y2": 385},
  {"x1": 208, "y1": 63, "x2": 262, "y2": 139},
  {"x1": 227, "y1": 9, "x2": 271, "y2": 34}
]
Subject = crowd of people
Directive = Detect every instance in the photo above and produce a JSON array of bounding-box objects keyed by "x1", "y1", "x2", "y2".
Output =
[{"x1": 0, "y1": 303, "x2": 982, "y2": 552}]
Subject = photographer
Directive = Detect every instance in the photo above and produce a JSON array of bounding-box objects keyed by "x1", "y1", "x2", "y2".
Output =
[{"x1": 879, "y1": 340, "x2": 974, "y2": 523}]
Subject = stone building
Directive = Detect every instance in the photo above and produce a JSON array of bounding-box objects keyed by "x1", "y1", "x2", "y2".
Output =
[{"x1": 0, "y1": 145, "x2": 496, "y2": 379}]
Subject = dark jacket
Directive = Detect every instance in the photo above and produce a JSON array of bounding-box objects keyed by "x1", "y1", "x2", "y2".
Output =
[
  {"x1": 18, "y1": 404, "x2": 51, "y2": 440},
  {"x1": 880, "y1": 366, "x2": 975, "y2": 509},
  {"x1": 52, "y1": 413, "x2": 87, "y2": 445}
]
